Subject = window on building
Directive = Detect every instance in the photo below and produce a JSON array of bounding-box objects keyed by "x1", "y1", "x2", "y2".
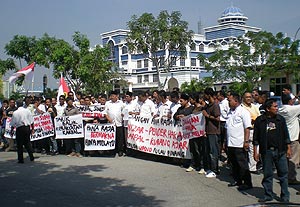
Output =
[
  {"x1": 153, "y1": 74, "x2": 159, "y2": 82},
  {"x1": 122, "y1": 61, "x2": 128, "y2": 65},
  {"x1": 180, "y1": 57, "x2": 185, "y2": 66},
  {"x1": 137, "y1": 60, "x2": 142, "y2": 68},
  {"x1": 122, "y1": 46, "x2": 128, "y2": 54},
  {"x1": 159, "y1": 56, "x2": 165, "y2": 67},
  {"x1": 199, "y1": 44, "x2": 204, "y2": 52},
  {"x1": 137, "y1": 75, "x2": 142, "y2": 83},
  {"x1": 108, "y1": 41, "x2": 115, "y2": 59},
  {"x1": 144, "y1": 75, "x2": 149, "y2": 82},
  {"x1": 171, "y1": 57, "x2": 177, "y2": 66},
  {"x1": 190, "y1": 42, "x2": 196, "y2": 51},
  {"x1": 144, "y1": 59, "x2": 148, "y2": 68},
  {"x1": 269, "y1": 77, "x2": 287, "y2": 96},
  {"x1": 191, "y1": 58, "x2": 197, "y2": 67}
]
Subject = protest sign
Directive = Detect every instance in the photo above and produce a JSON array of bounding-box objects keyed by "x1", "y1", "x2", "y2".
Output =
[
  {"x1": 4, "y1": 117, "x2": 15, "y2": 139},
  {"x1": 75, "y1": 105, "x2": 105, "y2": 119},
  {"x1": 55, "y1": 114, "x2": 84, "y2": 139},
  {"x1": 31, "y1": 113, "x2": 55, "y2": 141},
  {"x1": 181, "y1": 113, "x2": 205, "y2": 139},
  {"x1": 84, "y1": 123, "x2": 116, "y2": 151},
  {"x1": 127, "y1": 116, "x2": 188, "y2": 158}
]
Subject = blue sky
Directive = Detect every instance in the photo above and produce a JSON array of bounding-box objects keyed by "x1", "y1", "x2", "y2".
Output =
[{"x1": 1, "y1": 0, "x2": 300, "y2": 89}]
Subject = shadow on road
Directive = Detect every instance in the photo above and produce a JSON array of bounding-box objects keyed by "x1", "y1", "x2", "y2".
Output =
[{"x1": 0, "y1": 158, "x2": 165, "y2": 207}]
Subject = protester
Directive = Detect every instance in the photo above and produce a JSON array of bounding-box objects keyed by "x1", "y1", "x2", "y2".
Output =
[
  {"x1": 226, "y1": 92, "x2": 253, "y2": 191},
  {"x1": 137, "y1": 91, "x2": 156, "y2": 117},
  {"x1": 202, "y1": 87, "x2": 221, "y2": 178},
  {"x1": 216, "y1": 90, "x2": 230, "y2": 161},
  {"x1": 253, "y1": 98, "x2": 291, "y2": 203},
  {"x1": 10, "y1": 100, "x2": 35, "y2": 163},
  {"x1": 63, "y1": 97, "x2": 82, "y2": 158},
  {"x1": 241, "y1": 91, "x2": 261, "y2": 174},
  {"x1": 3, "y1": 99, "x2": 17, "y2": 151},
  {"x1": 278, "y1": 93, "x2": 300, "y2": 185},
  {"x1": 104, "y1": 90, "x2": 126, "y2": 157}
]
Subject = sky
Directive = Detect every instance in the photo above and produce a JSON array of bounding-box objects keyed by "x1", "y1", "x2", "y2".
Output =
[{"x1": 1, "y1": 0, "x2": 300, "y2": 90}]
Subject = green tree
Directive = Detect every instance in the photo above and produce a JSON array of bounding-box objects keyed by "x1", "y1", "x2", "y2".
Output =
[
  {"x1": 199, "y1": 31, "x2": 300, "y2": 94},
  {"x1": 5, "y1": 32, "x2": 118, "y2": 94},
  {"x1": 127, "y1": 10, "x2": 193, "y2": 89},
  {"x1": 180, "y1": 78, "x2": 213, "y2": 93}
]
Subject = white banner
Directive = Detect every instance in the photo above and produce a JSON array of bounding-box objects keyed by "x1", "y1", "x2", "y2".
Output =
[
  {"x1": 127, "y1": 114, "x2": 205, "y2": 158},
  {"x1": 76, "y1": 105, "x2": 105, "y2": 119},
  {"x1": 54, "y1": 114, "x2": 84, "y2": 139},
  {"x1": 84, "y1": 123, "x2": 116, "y2": 151},
  {"x1": 181, "y1": 113, "x2": 205, "y2": 139},
  {"x1": 31, "y1": 113, "x2": 55, "y2": 141},
  {"x1": 4, "y1": 117, "x2": 15, "y2": 139}
]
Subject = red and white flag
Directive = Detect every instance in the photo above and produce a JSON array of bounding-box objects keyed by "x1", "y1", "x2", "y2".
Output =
[
  {"x1": 9, "y1": 62, "x2": 35, "y2": 84},
  {"x1": 57, "y1": 76, "x2": 70, "y2": 101}
]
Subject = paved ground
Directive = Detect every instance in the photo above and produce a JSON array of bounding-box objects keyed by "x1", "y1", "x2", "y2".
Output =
[{"x1": 1, "y1": 151, "x2": 300, "y2": 207}]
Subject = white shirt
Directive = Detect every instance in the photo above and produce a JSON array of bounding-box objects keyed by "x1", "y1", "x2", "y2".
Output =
[
  {"x1": 10, "y1": 107, "x2": 34, "y2": 128},
  {"x1": 278, "y1": 104, "x2": 300, "y2": 141},
  {"x1": 122, "y1": 101, "x2": 139, "y2": 121},
  {"x1": 104, "y1": 100, "x2": 125, "y2": 127},
  {"x1": 219, "y1": 98, "x2": 230, "y2": 122},
  {"x1": 226, "y1": 105, "x2": 251, "y2": 148},
  {"x1": 55, "y1": 103, "x2": 67, "y2": 117},
  {"x1": 157, "y1": 100, "x2": 172, "y2": 118},
  {"x1": 138, "y1": 99, "x2": 156, "y2": 117}
]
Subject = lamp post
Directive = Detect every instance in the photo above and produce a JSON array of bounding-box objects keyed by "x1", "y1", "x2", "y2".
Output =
[
  {"x1": 43, "y1": 74, "x2": 48, "y2": 96},
  {"x1": 294, "y1": 26, "x2": 300, "y2": 40}
]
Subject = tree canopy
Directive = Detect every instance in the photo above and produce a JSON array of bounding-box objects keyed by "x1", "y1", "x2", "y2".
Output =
[
  {"x1": 4, "y1": 32, "x2": 118, "y2": 94},
  {"x1": 199, "y1": 31, "x2": 300, "y2": 93},
  {"x1": 127, "y1": 10, "x2": 193, "y2": 89}
]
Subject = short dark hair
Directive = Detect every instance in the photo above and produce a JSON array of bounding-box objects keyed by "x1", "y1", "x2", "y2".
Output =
[
  {"x1": 110, "y1": 90, "x2": 118, "y2": 96},
  {"x1": 218, "y1": 90, "x2": 226, "y2": 97},
  {"x1": 2, "y1": 99, "x2": 8, "y2": 104},
  {"x1": 281, "y1": 93, "x2": 291, "y2": 105},
  {"x1": 59, "y1": 95, "x2": 65, "y2": 100},
  {"x1": 230, "y1": 92, "x2": 241, "y2": 103},
  {"x1": 180, "y1": 93, "x2": 190, "y2": 101},
  {"x1": 16, "y1": 100, "x2": 23, "y2": 108},
  {"x1": 159, "y1": 90, "x2": 167, "y2": 99},
  {"x1": 66, "y1": 97, "x2": 73, "y2": 102},
  {"x1": 264, "y1": 98, "x2": 277, "y2": 110},
  {"x1": 283, "y1": 84, "x2": 292, "y2": 91},
  {"x1": 204, "y1": 87, "x2": 215, "y2": 97},
  {"x1": 126, "y1": 91, "x2": 133, "y2": 97},
  {"x1": 170, "y1": 91, "x2": 179, "y2": 99}
]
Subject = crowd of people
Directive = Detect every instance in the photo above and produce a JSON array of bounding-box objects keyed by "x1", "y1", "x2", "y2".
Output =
[{"x1": 1, "y1": 83, "x2": 300, "y2": 203}]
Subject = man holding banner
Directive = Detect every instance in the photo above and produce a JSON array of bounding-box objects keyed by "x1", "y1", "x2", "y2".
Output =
[
  {"x1": 10, "y1": 100, "x2": 35, "y2": 163},
  {"x1": 105, "y1": 91, "x2": 126, "y2": 157}
]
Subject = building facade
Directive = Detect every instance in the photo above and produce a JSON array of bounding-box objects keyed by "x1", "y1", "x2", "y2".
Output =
[{"x1": 101, "y1": 6, "x2": 261, "y2": 92}]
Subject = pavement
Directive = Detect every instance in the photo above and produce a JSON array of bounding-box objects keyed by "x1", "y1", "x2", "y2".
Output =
[{"x1": 1, "y1": 151, "x2": 300, "y2": 207}]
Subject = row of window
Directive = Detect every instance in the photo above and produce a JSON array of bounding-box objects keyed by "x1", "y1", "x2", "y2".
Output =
[
  {"x1": 137, "y1": 74, "x2": 159, "y2": 83},
  {"x1": 133, "y1": 57, "x2": 201, "y2": 68}
]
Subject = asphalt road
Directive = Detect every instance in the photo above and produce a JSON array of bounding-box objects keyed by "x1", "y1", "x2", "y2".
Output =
[{"x1": 1, "y1": 151, "x2": 300, "y2": 207}]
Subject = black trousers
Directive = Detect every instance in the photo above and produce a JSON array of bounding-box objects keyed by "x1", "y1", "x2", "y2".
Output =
[
  {"x1": 16, "y1": 126, "x2": 34, "y2": 162},
  {"x1": 227, "y1": 147, "x2": 252, "y2": 186},
  {"x1": 115, "y1": 126, "x2": 125, "y2": 154}
]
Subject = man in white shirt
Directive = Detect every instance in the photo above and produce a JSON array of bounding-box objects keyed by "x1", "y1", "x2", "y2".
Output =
[
  {"x1": 169, "y1": 91, "x2": 181, "y2": 121},
  {"x1": 278, "y1": 93, "x2": 300, "y2": 185},
  {"x1": 105, "y1": 91, "x2": 126, "y2": 156},
  {"x1": 217, "y1": 90, "x2": 230, "y2": 158},
  {"x1": 156, "y1": 90, "x2": 172, "y2": 119},
  {"x1": 241, "y1": 92, "x2": 261, "y2": 173},
  {"x1": 137, "y1": 91, "x2": 156, "y2": 117},
  {"x1": 10, "y1": 100, "x2": 35, "y2": 163},
  {"x1": 226, "y1": 92, "x2": 252, "y2": 191}
]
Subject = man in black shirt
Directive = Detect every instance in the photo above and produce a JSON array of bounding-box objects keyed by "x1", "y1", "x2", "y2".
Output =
[{"x1": 253, "y1": 99, "x2": 291, "y2": 203}]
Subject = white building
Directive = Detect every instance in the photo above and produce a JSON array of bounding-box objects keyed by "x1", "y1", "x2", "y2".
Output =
[{"x1": 101, "y1": 6, "x2": 261, "y2": 92}]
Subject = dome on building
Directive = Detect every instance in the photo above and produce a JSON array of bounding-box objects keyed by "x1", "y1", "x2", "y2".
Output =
[
  {"x1": 218, "y1": 6, "x2": 248, "y2": 25},
  {"x1": 221, "y1": 6, "x2": 244, "y2": 17}
]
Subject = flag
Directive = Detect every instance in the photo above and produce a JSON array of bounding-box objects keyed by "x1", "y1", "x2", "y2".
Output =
[
  {"x1": 9, "y1": 62, "x2": 35, "y2": 84},
  {"x1": 57, "y1": 76, "x2": 70, "y2": 102}
]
